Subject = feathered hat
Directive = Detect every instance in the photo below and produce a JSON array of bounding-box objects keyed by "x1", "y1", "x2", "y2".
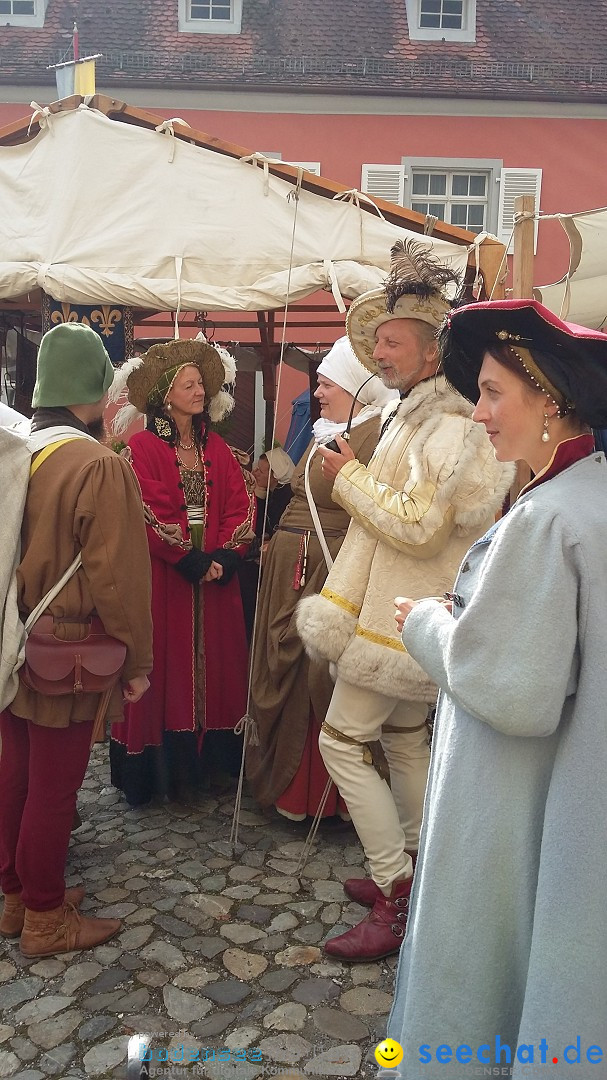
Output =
[
  {"x1": 346, "y1": 238, "x2": 461, "y2": 373},
  {"x1": 110, "y1": 333, "x2": 237, "y2": 435}
]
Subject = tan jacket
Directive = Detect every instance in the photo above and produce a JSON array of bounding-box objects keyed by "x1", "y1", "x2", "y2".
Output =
[
  {"x1": 296, "y1": 376, "x2": 514, "y2": 702},
  {"x1": 11, "y1": 438, "x2": 153, "y2": 727}
]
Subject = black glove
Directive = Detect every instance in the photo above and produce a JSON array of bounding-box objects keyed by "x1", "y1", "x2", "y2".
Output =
[
  {"x1": 175, "y1": 548, "x2": 213, "y2": 583},
  {"x1": 208, "y1": 547, "x2": 240, "y2": 586}
]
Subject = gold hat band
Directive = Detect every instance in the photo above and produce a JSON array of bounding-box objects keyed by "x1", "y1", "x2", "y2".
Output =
[{"x1": 495, "y1": 330, "x2": 571, "y2": 414}]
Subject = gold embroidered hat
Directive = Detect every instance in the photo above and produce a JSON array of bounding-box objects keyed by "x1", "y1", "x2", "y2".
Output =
[
  {"x1": 347, "y1": 239, "x2": 461, "y2": 373},
  {"x1": 110, "y1": 335, "x2": 237, "y2": 435}
]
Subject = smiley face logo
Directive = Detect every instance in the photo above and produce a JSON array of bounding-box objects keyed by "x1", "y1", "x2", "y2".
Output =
[{"x1": 374, "y1": 1038, "x2": 404, "y2": 1068}]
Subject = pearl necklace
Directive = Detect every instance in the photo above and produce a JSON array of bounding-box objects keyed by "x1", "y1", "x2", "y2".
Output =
[{"x1": 175, "y1": 442, "x2": 200, "y2": 470}]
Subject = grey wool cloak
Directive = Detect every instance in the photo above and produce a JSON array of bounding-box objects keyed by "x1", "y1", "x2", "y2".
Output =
[{"x1": 383, "y1": 451, "x2": 607, "y2": 1080}]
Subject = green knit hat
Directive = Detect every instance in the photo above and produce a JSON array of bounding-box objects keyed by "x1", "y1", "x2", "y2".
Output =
[{"x1": 32, "y1": 323, "x2": 115, "y2": 408}]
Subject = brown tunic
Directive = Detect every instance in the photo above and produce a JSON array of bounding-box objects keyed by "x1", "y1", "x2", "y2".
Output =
[
  {"x1": 11, "y1": 438, "x2": 153, "y2": 728},
  {"x1": 246, "y1": 416, "x2": 381, "y2": 807}
]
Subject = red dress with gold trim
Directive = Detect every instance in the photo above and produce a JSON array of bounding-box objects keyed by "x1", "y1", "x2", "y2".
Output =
[{"x1": 110, "y1": 428, "x2": 254, "y2": 805}]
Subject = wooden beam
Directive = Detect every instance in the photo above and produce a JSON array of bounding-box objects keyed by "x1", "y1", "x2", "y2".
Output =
[
  {"x1": 510, "y1": 192, "x2": 537, "y2": 499},
  {"x1": 512, "y1": 193, "x2": 536, "y2": 300}
]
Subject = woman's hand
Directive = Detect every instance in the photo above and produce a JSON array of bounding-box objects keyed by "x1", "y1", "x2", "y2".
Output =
[
  {"x1": 203, "y1": 560, "x2": 224, "y2": 583},
  {"x1": 394, "y1": 595, "x2": 453, "y2": 634},
  {"x1": 318, "y1": 435, "x2": 355, "y2": 479},
  {"x1": 394, "y1": 596, "x2": 420, "y2": 634}
]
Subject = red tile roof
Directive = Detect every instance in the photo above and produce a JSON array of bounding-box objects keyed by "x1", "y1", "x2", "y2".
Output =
[{"x1": 1, "y1": 0, "x2": 606, "y2": 103}]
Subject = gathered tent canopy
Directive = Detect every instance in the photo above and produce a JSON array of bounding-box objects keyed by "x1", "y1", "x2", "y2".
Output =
[
  {"x1": 0, "y1": 103, "x2": 472, "y2": 313},
  {"x1": 535, "y1": 207, "x2": 607, "y2": 331}
]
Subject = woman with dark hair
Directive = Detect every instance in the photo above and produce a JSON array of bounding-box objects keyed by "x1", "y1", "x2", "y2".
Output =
[
  {"x1": 108, "y1": 338, "x2": 255, "y2": 806},
  {"x1": 386, "y1": 298, "x2": 607, "y2": 1080}
]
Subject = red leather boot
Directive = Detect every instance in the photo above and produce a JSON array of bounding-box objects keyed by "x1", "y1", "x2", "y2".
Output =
[
  {"x1": 325, "y1": 876, "x2": 413, "y2": 962},
  {"x1": 343, "y1": 851, "x2": 417, "y2": 907}
]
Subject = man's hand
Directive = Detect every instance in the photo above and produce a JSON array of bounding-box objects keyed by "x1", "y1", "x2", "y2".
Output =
[
  {"x1": 318, "y1": 435, "x2": 356, "y2": 480},
  {"x1": 203, "y1": 560, "x2": 224, "y2": 583},
  {"x1": 122, "y1": 674, "x2": 150, "y2": 704}
]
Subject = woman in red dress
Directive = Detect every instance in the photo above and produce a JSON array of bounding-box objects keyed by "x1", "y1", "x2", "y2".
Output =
[{"x1": 109, "y1": 338, "x2": 255, "y2": 806}]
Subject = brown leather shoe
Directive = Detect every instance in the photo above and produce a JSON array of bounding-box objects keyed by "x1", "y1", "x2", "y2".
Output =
[
  {"x1": 343, "y1": 852, "x2": 417, "y2": 908},
  {"x1": 325, "y1": 876, "x2": 413, "y2": 962},
  {"x1": 0, "y1": 886, "x2": 86, "y2": 939},
  {"x1": 20, "y1": 902, "x2": 120, "y2": 958}
]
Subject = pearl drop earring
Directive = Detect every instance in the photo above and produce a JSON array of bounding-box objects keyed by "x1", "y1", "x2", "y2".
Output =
[{"x1": 541, "y1": 414, "x2": 550, "y2": 443}]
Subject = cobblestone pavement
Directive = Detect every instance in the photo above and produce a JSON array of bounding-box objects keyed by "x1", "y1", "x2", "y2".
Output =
[{"x1": 0, "y1": 745, "x2": 398, "y2": 1079}]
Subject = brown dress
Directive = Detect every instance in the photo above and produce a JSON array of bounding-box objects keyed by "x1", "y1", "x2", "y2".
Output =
[{"x1": 246, "y1": 415, "x2": 380, "y2": 813}]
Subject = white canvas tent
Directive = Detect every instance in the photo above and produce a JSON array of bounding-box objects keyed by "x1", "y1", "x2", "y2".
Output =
[
  {"x1": 0, "y1": 102, "x2": 473, "y2": 313},
  {"x1": 535, "y1": 207, "x2": 607, "y2": 331}
]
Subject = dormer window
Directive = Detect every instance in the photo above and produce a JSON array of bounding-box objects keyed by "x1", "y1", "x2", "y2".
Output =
[
  {"x1": 406, "y1": 0, "x2": 476, "y2": 42},
  {"x1": 0, "y1": 0, "x2": 49, "y2": 26},
  {"x1": 178, "y1": 0, "x2": 242, "y2": 34},
  {"x1": 420, "y1": 0, "x2": 463, "y2": 30}
]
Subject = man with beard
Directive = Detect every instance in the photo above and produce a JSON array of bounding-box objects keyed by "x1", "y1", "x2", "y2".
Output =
[
  {"x1": 0, "y1": 323, "x2": 153, "y2": 958},
  {"x1": 296, "y1": 242, "x2": 514, "y2": 962}
]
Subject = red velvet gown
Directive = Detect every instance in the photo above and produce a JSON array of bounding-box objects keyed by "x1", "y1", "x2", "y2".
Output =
[{"x1": 110, "y1": 428, "x2": 255, "y2": 805}]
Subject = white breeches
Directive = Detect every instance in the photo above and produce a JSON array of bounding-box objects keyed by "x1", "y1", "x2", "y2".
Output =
[{"x1": 320, "y1": 677, "x2": 431, "y2": 894}]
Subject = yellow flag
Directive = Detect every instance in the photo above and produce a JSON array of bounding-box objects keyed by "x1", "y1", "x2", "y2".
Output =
[{"x1": 74, "y1": 59, "x2": 96, "y2": 96}]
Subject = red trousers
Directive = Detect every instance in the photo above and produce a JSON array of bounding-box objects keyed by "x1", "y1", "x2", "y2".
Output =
[{"x1": 0, "y1": 709, "x2": 93, "y2": 911}]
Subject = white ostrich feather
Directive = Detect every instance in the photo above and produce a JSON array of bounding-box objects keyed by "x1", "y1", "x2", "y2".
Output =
[
  {"x1": 208, "y1": 389, "x2": 235, "y2": 423},
  {"x1": 107, "y1": 355, "x2": 144, "y2": 404},
  {"x1": 112, "y1": 401, "x2": 143, "y2": 436}
]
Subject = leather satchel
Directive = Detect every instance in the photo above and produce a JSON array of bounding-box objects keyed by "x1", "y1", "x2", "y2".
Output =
[{"x1": 21, "y1": 614, "x2": 127, "y2": 696}]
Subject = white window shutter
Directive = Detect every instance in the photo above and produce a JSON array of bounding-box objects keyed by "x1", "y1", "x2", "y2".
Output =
[
  {"x1": 497, "y1": 168, "x2": 542, "y2": 254},
  {"x1": 361, "y1": 164, "x2": 406, "y2": 206},
  {"x1": 287, "y1": 161, "x2": 321, "y2": 175}
]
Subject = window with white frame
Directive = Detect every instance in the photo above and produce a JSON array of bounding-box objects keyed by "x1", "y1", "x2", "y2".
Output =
[
  {"x1": 405, "y1": 0, "x2": 476, "y2": 42},
  {"x1": 178, "y1": 0, "x2": 242, "y2": 34},
  {"x1": 403, "y1": 157, "x2": 503, "y2": 235},
  {"x1": 362, "y1": 159, "x2": 542, "y2": 249},
  {"x1": 0, "y1": 0, "x2": 48, "y2": 26}
]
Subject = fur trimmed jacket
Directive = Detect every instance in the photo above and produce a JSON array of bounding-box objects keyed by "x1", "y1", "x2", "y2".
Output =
[{"x1": 296, "y1": 375, "x2": 514, "y2": 702}]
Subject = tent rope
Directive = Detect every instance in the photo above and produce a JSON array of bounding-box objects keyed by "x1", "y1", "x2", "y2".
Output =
[{"x1": 230, "y1": 170, "x2": 303, "y2": 850}]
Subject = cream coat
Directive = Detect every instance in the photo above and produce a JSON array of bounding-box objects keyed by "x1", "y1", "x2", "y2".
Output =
[{"x1": 296, "y1": 375, "x2": 513, "y2": 701}]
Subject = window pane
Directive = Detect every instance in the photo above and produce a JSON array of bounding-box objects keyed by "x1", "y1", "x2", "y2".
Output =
[
  {"x1": 412, "y1": 173, "x2": 430, "y2": 196},
  {"x1": 429, "y1": 203, "x2": 446, "y2": 219},
  {"x1": 468, "y1": 205, "x2": 485, "y2": 226},
  {"x1": 0, "y1": 2, "x2": 11, "y2": 10},
  {"x1": 469, "y1": 174, "x2": 486, "y2": 196},
  {"x1": 13, "y1": 0, "x2": 35, "y2": 11},
  {"x1": 443, "y1": 14, "x2": 463, "y2": 27},
  {"x1": 191, "y1": 3, "x2": 210, "y2": 16},
  {"x1": 444, "y1": 0, "x2": 463, "y2": 12},
  {"x1": 420, "y1": 13, "x2": 441, "y2": 26},
  {"x1": 191, "y1": 0, "x2": 232, "y2": 17},
  {"x1": 429, "y1": 173, "x2": 447, "y2": 196},
  {"x1": 451, "y1": 205, "x2": 468, "y2": 226},
  {"x1": 451, "y1": 174, "x2": 470, "y2": 196},
  {"x1": 421, "y1": 0, "x2": 441, "y2": 11},
  {"x1": 412, "y1": 202, "x2": 430, "y2": 215}
]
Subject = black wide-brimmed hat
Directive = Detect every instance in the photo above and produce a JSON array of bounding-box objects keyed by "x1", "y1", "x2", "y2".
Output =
[{"x1": 440, "y1": 298, "x2": 607, "y2": 427}]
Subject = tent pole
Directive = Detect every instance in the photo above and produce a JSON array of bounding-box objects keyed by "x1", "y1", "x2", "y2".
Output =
[{"x1": 510, "y1": 192, "x2": 536, "y2": 499}]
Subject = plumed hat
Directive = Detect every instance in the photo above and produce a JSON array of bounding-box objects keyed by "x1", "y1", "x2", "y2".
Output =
[
  {"x1": 439, "y1": 297, "x2": 607, "y2": 427},
  {"x1": 32, "y1": 323, "x2": 114, "y2": 408},
  {"x1": 110, "y1": 334, "x2": 237, "y2": 435},
  {"x1": 347, "y1": 238, "x2": 461, "y2": 373}
]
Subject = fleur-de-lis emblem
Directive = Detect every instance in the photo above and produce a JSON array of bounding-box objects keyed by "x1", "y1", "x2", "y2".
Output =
[
  {"x1": 50, "y1": 303, "x2": 83, "y2": 327},
  {"x1": 90, "y1": 306, "x2": 123, "y2": 338}
]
